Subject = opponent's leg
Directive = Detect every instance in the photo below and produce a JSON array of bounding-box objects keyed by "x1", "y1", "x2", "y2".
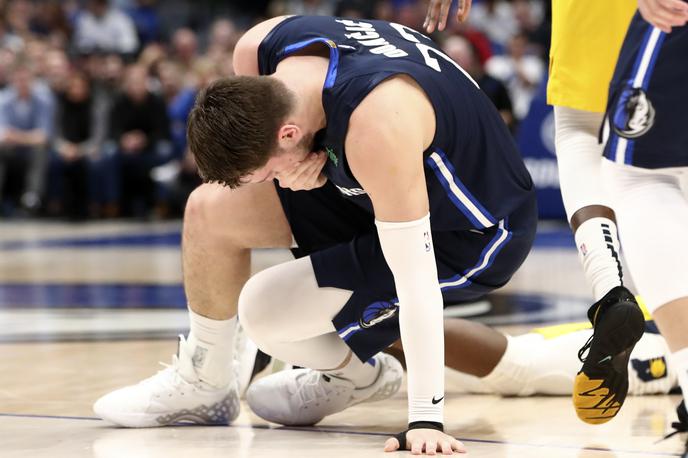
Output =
[
  {"x1": 239, "y1": 256, "x2": 403, "y2": 426},
  {"x1": 555, "y1": 106, "x2": 644, "y2": 424},
  {"x1": 386, "y1": 318, "x2": 506, "y2": 377},
  {"x1": 603, "y1": 161, "x2": 688, "y2": 440},
  {"x1": 94, "y1": 182, "x2": 293, "y2": 427}
]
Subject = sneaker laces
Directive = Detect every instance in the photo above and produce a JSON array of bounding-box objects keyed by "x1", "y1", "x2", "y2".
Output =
[
  {"x1": 139, "y1": 335, "x2": 199, "y2": 389},
  {"x1": 660, "y1": 401, "x2": 688, "y2": 441},
  {"x1": 578, "y1": 334, "x2": 594, "y2": 363},
  {"x1": 294, "y1": 371, "x2": 332, "y2": 405}
]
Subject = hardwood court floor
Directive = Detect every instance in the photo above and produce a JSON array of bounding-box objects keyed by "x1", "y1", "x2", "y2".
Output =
[{"x1": 0, "y1": 221, "x2": 685, "y2": 457}]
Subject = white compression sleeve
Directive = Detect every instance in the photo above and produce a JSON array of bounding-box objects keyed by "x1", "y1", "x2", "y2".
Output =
[{"x1": 376, "y1": 214, "x2": 444, "y2": 425}]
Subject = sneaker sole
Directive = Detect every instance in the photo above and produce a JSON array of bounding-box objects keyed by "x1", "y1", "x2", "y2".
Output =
[
  {"x1": 573, "y1": 301, "x2": 645, "y2": 425},
  {"x1": 94, "y1": 393, "x2": 240, "y2": 428}
]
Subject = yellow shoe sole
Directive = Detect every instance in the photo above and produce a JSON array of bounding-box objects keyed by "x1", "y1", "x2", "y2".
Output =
[{"x1": 573, "y1": 372, "x2": 622, "y2": 425}]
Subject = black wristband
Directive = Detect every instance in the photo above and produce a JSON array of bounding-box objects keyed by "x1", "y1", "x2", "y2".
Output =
[{"x1": 394, "y1": 421, "x2": 445, "y2": 450}]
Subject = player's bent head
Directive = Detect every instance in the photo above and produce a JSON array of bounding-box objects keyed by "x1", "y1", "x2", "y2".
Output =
[{"x1": 187, "y1": 76, "x2": 295, "y2": 188}]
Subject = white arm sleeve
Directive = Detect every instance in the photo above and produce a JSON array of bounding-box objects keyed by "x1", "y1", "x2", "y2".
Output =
[{"x1": 376, "y1": 213, "x2": 444, "y2": 425}]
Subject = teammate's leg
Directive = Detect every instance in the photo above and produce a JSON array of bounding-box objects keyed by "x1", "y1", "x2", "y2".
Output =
[
  {"x1": 555, "y1": 105, "x2": 644, "y2": 424},
  {"x1": 94, "y1": 181, "x2": 294, "y2": 427}
]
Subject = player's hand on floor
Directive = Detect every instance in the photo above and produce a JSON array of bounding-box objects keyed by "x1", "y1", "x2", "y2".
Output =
[
  {"x1": 276, "y1": 152, "x2": 328, "y2": 191},
  {"x1": 424, "y1": 0, "x2": 472, "y2": 33},
  {"x1": 638, "y1": 0, "x2": 688, "y2": 33},
  {"x1": 384, "y1": 428, "x2": 466, "y2": 455}
]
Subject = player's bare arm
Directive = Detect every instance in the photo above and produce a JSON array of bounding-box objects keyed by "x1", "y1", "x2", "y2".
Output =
[
  {"x1": 424, "y1": 0, "x2": 472, "y2": 33},
  {"x1": 233, "y1": 16, "x2": 292, "y2": 76},
  {"x1": 347, "y1": 76, "x2": 465, "y2": 455}
]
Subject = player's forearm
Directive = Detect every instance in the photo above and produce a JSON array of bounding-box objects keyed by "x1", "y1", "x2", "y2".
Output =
[{"x1": 376, "y1": 214, "x2": 445, "y2": 425}]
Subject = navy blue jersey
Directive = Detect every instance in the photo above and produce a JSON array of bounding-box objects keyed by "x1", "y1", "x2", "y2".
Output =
[
  {"x1": 604, "y1": 14, "x2": 688, "y2": 168},
  {"x1": 258, "y1": 16, "x2": 534, "y2": 231}
]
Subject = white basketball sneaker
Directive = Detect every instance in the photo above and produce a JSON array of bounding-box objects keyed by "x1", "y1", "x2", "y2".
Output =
[
  {"x1": 246, "y1": 352, "x2": 403, "y2": 426},
  {"x1": 93, "y1": 335, "x2": 240, "y2": 427}
]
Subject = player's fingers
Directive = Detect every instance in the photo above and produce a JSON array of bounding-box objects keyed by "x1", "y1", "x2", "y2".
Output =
[
  {"x1": 458, "y1": 0, "x2": 472, "y2": 22},
  {"x1": 639, "y1": 4, "x2": 672, "y2": 33},
  {"x1": 384, "y1": 437, "x2": 400, "y2": 452},
  {"x1": 304, "y1": 154, "x2": 327, "y2": 182},
  {"x1": 425, "y1": 0, "x2": 441, "y2": 33},
  {"x1": 438, "y1": 0, "x2": 451, "y2": 31},
  {"x1": 314, "y1": 173, "x2": 327, "y2": 188},
  {"x1": 451, "y1": 438, "x2": 467, "y2": 453},
  {"x1": 291, "y1": 154, "x2": 321, "y2": 181},
  {"x1": 660, "y1": 0, "x2": 688, "y2": 13},
  {"x1": 440, "y1": 441, "x2": 453, "y2": 455},
  {"x1": 425, "y1": 440, "x2": 438, "y2": 455},
  {"x1": 652, "y1": 0, "x2": 688, "y2": 25},
  {"x1": 410, "y1": 438, "x2": 424, "y2": 455},
  {"x1": 654, "y1": 4, "x2": 688, "y2": 26}
]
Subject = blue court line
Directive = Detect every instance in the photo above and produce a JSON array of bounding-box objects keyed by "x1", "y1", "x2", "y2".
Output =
[
  {"x1": 0, "y1": 283, "x2": 583, "y2": 312},
  {"x1": 0, "y1": 232, "x2": 182, "y2": 251},
  {"x1": 0, "y1": 227, "x2": 573, "y2": 251},
  {"x1": 0, "y1": 283, "x2": 186, "y2": 308},
  {"x1": 0, "y1": 412, "x2": 681, "y2": 456}
]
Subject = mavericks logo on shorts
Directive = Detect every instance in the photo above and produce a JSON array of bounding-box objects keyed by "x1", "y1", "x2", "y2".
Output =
[
  {"x1": 359, "y1": 300, "x2": 398, "y2": 329},
  {"x1": 612, "y1": 87, "x2": 655, "y2": 139}
]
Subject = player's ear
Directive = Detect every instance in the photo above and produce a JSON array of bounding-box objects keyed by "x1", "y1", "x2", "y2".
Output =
[{"x1": 276, "y1": 123, "x2": 301, "y2": 148}]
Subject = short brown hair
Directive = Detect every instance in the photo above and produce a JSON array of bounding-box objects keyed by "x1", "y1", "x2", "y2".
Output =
[{"x1": 187, "y1": 76, "x2": 295, "y2": 188}]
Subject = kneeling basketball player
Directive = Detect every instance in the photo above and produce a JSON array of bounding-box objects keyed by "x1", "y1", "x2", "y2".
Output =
[{"x1": 95, "y1": 15, "x2": 536, "y2": 454}]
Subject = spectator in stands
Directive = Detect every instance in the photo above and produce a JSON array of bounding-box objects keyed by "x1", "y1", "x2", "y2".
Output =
[
  {"x1": 443, "y1": 35, "x2": 514, "y2": 130},
  {"x1": 74, "y1": 0, "x2": 139, "y2": 55},
  {"x1": 0, "y1": 48, "x2": 17, "y2": 90},
  {"x1": 0, "y1": 17, "x2": 24, "y2": 52},
  {"x1": 335, "y1": 0, "x2": 378, "y2": 18},
  {"x1": 51, "y1": 70, "x2": 107, "y2": 219},
  {"x1": 206, "y1": 18, "x2": 239, "y2": 60},
  {"x1": 171, "y1": 28, "x2": 198, "y2": 73},
  {"x1": 513, "y1": 0, "x2": 549, "y2": 60},
  {"x1": 0, "y1": 58, "x2": 52, "y2": 213},
  {"x1": 30, "y1": 0, "x2": 72, "y2": 47},
  {"x1": 467, "y1": 0, "x2": 518, "y2": 53},
  {"x1": 485, "y1": 32, "x2": 544, "y2": 120},
  {"x1": 6, "y1": 0, "x2": 34, "y2": 39},
  {"x1": 151, "y1": 57, "x2": 218, "y2": 216},
  {"x1": 127, "y1": 0, "x2": 161, "y2": 46},
  {"x1": 106, "y1": 64, "x2": 171, "y2": 217},
  {"x1": 156, "y1": 59, "x2": 188, "y2": 157},
  {"x1": 268, "y1": 0, "x2": 336, "y2": 17}
]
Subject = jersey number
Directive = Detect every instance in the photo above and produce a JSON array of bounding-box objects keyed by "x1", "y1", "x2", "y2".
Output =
[{"x1": 389, "y1": 23, "x2": 479, "y2": 88}]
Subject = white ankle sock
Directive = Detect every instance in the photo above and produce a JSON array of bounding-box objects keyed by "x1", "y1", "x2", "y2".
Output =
[
  {"x1": 574, "y1": 217, "x2": 624, "y2": 301},
  {"x1": 480, "y1": 335, "x2": 536, "y2": 396},
  {"x1": 327, "y1": 353, "x2": 379, "y2": 389},
  {"x1": 670, "y1": 347, "x2": 688, "y2": 407},
  {"x1": 187, "y1": 309, "x2": 237, "y2": 388}
]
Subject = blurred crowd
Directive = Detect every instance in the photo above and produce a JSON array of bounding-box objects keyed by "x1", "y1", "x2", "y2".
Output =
[{"x1": 0, "y1": 0, "x2": 550, "y2": 220}]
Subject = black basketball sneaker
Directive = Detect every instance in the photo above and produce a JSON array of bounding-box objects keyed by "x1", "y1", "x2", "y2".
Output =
[
  {"x1": 573, "y1": 286, "x2": 645, "y2": 424},
  {"x1": 661, "y1": 401, "x2": 688, "y2": 457},
  {"x1": 674, "y1": 401, "x2": 688, "y2": 458}
]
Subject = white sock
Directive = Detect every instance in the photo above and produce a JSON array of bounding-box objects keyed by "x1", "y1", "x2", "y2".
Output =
[
  {"x1": 480, "y1": 335, "x2": 536, "y2": 396},
  {"x1": 327, "y1": 354, "x2": 379, "y2": 389},
  {"x1": 187, "y1": 309, "x2": 237, "y2": 388},
  {"x1": 574, "y1": 217, "x2": 624, "y2": 301},
  {"x1": 670, "y1": 347, "x2": 688, "y2": 407}
]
